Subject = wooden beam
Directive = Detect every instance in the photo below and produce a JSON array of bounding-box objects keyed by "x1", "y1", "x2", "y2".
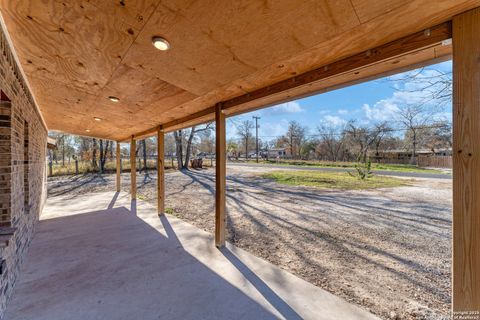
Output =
[
  {"x1": 130, "y1": 136, "x2": 136, "y2": 200},
  {"x1": 163, "y1": 106, "x2": 215, "y2": 131},
  {"x1": 215, "y1": 103, "x2": 226, "y2": 248},
  {"x1": 222, "y1": 22, "x2": 451, "y2": 111},
  {"x1": 122, "y1": 22, "x2": 452, "y2": 139},
  {"x1": 453, "y1": 7, "x2": 480, "y2": 313},
  {"x1": 159, "y1": 22, "x2": 451, "y2": 132},
  {"x1": 116, "y1": 142, "x2": 121, "y2": 192},
  {"x1": 157, "y1": 126, "x2": 165, "y2": 216}
]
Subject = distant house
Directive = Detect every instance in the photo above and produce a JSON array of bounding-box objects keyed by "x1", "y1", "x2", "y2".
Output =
[
  {"x1": 373, "y1": 148, "x2": 452, "y2": 163},
  {"x1": 266, "y1": 148, "x2": 287, "y2": 158}
]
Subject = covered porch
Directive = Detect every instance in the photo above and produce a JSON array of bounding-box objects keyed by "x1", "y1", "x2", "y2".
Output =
[
  {"x1": 0, "y1": 0, "x2": 479, "y2": 318},
  {"x1": 5, "y1": 191, "x2": 378, "y2": 320}
]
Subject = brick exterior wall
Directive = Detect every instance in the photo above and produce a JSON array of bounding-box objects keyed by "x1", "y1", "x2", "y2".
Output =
[{"x1": 0, "y1": 24, "x2": 48, "y2": 317}]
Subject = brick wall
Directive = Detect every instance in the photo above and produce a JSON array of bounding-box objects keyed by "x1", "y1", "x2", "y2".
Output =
[{"x1": 0, "y1": 23, "x2": 48, "y2": 317}]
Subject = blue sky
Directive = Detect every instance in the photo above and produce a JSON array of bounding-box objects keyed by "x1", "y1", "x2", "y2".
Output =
[{"x1": 227, "y1": 60, "x2": 452, "y2": 141}]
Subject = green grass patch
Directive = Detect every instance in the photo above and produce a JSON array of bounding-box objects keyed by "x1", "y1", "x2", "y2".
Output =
[
  {"x1": 261, "y1": 170, "x2": 409, "y2": 190},
  {"x1": 245, "y1": 159, "x2": 446, "y2": 174}
]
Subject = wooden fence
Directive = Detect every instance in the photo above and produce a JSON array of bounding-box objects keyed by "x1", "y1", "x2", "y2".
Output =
[{"x1": 417, "y1": 155, "x2": 452, "y2": 168}]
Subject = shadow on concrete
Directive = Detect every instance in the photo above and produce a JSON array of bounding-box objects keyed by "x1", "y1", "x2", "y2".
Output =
[
  {"x1": 5, "y1": 208, "x2": 281, "y2": 320},
  {"x1": 130, "y1": 199, "x2": 137, "y2": 216},
  {"x1": 220, "y1": 247, "x2": 302, "y2": 320},
  {"x1": 108, "y1": 191, "x2": 120, "y2": 209}
]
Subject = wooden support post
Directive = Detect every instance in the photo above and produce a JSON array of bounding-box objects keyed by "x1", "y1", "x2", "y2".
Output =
[
  {"x1": 116, "y1": 142, "x2": 121, "y2": 192},
  {"x1": 157, "y1": 126, "x2": 165, "y2": 215},
  {"x1": 130, "y1": 136, "x2": 136, "y2": 200},
  {"x1": 215, "y1": 103, "x2": 226, "y2": 248},
  {"x1": 453, "y1": 7, "x2": 480, "y2": 313}
]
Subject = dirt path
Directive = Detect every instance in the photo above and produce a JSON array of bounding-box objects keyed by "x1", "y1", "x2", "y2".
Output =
[{"x1": 48, "y1": 168, "x2": 452, "y2": 320}]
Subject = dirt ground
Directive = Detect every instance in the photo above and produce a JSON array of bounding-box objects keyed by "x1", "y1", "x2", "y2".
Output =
[{"x1": 48, "y1": 167, "x2": 452, "y2": 320}]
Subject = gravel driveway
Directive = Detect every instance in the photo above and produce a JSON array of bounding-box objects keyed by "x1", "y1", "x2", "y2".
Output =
[{"x1": 48, "y1": 167, "x2": 452, "y2": 320}]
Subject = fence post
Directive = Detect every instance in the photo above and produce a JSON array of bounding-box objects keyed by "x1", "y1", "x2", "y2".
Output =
[
  {"x1": 48, "y1": 161, "x2": 53, "y2": 177},
  {"x1": 75, "y1": 160, "x2": 78, "y2": 175}
]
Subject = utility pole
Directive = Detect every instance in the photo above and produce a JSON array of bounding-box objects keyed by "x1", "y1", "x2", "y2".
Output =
[{"x1": 252, "y1": 116, "x2": 260, "y2": 163}]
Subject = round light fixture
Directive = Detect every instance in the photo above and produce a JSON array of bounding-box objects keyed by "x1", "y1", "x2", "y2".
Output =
[
  {"x1": 85, "y1": 129, "x2": 91, "y2": 133},
  {"x1": 94, "y1": 117, "x2": 102, "y2": 121},
  {"x1": 108, "y1": 96, "x2": 120, "y2": 102},
  {"x1": 152, "y1": 36, "x2": 170, "y2": 51}
]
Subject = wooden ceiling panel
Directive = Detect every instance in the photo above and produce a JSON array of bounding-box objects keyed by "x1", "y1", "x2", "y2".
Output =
[
  {"x1": 123, "y1": 0, "x2": 359, "y2": 96},
  {"x1": 160, "y1": 0, "x2": 359, "y2": 68},
  {"x1": 350, "y1": 0, "x2": 414, "y2": 23},
  {"x1": 0, "y1": 0, "x2": 137, "y2": 92},
  {"x1": 85, "y1": 0, "x2": 160, "y2": 30},
  {"x1": 100, "y1": 63, "x2": 197, "y2": 110},
  {"x1": 0, "y1": 0, "x2": 478, "y2": 141}
]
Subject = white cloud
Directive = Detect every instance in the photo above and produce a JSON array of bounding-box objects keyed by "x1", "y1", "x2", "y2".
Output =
[
  {"x1": 337, "y1": 109, "x2": 348, "y2": 115},
  {"x1": 362, "y1": 102, "x2": 399, "y2": 121},
  {"x1": 267, "y1": 101, "x2": 303, "y2": 114},
  {"x1": 322, "y1": 115, "x2": 347, "y2": 127},
  {"x1": 361, "y1": 67, "x2": 452, "y2": 124}
]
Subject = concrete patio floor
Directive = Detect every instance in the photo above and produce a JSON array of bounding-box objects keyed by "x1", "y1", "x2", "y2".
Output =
[{"x1": 4, "y1": 191, "x2": 379, "y2": 320}]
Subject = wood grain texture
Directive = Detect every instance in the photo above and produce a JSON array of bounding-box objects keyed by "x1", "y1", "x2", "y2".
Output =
[
  {"x1": 350, "y1": 0, "x2": 413, "y2": 23},
  {"x1": 122, "y1": 0, "x2": 359, "y2": 95},
  {"x1": 215, "y1": 103, "x2": 226, "y2": 248},
  {"x1": 130, "y1": 26, "x2": 452, "y2": 136},
  {"x1": 116, "y1": 142, "x2": 121, "y2": 192},
  {"x1": 157, "y1": 127, "x2": 164, "y2": 215},
  {"x1": 453, "y1": 7, "x2": 480, "y2": 312},
  {"x1": 0, "y1": 0, "x2": 478, "y2": 141},
  {"x1": 130, "y1": 136, "x2": 136, "y2": 200},
  {"x1": 222, "y1": 22, "x2": 451, "y2": 111}
]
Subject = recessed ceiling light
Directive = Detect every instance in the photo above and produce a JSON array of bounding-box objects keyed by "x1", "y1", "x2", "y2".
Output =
[
  {"x1": 94, "y1": 117, "x2": 102, "y2": 121},
  {"x1": 85, "y1": 129, "x2": 91, "y2": 132},
  {"x1": 152, "y1": 36, "x2": 170, "y2": 51},
  {"x1": 108, "y1": 96, "x2": 120, "y2": 102}
]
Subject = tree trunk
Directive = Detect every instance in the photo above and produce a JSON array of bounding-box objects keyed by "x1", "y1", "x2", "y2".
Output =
[
  {"x1": 142, "y1": 139, "x2": 148, "y2": 174},
  {"x1": 109, "y1": 142, "x2": 114, "y2": 160},
  {"x1": 411, "y1": 130, "x2": 417, "y2": 164},
  {"x1": 62, "y1": 136, "x2": 65, "y2": 166},
  {"x1": 185, "y1": 127, "x2": 196, "y2": 169},
  {"x1": 92, "y1": 138, "x2": 98, "y2": 169},
  {"x1": 174, "y1": 130, "x2": 184, "y2": 169},
  {"x1": 99, "y1": 140, "x2": 104, "y2": 174}
]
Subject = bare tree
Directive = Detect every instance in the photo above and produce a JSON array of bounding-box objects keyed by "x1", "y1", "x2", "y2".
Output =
[
  {"x1": 99, "y1": 139, "x2": 110, "y2": 173},
  {"x1": 372, "y1": 122, "x2": 392, "y2": 157},
  {"x1": 283, "y1": 120, "x2": 307, "y2": 159},
  {"x1": 396, "y1": 105, "x2": 440, "y2": 162},
  {"x1": 390, "y1": 67, "x2": 452, "y2": 108},
  {"x1": 345, "y1": 121, "x2": 386, "y2": 163},
  {"x1": 141, "y1": 139, "x2": 149, "y2": 177},
  {"x1": 317, "y1": 124, "x2": 345, "y2": 162},
  {"x1": 174, "y1": 123, "x2": 213, "y2": 170},
  {"x1": 236, "y1": 120, "x2": 254, "y2": 159},
  {"x1": 390, "y1": 67, "x2": 451, "y2": 162},
  {"x1": 173, "y1": 130, "x2": 184, "y2": 169}
]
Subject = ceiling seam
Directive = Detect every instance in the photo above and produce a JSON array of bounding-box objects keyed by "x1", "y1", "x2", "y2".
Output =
[
  {"x1": 348, "y1": 0, "x2": 362, "y2": 24},
  {"x1": 98, "y1": 0, "x2": 164, "y2": 93}
]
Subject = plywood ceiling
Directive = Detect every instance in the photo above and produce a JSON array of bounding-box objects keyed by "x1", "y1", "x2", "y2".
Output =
[{"x1": 0, "y1": 0, "x2": 478, "y2": 140}]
